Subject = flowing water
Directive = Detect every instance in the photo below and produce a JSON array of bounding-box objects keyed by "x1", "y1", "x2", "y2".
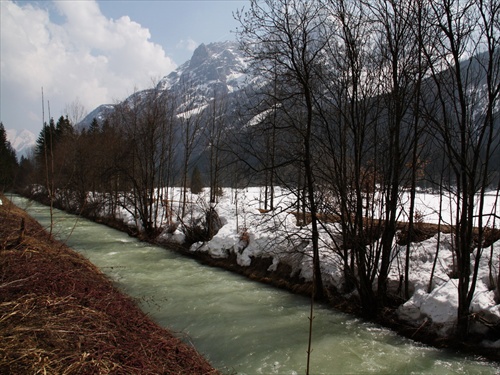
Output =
[{"x1": 10, "y1": 196, "x2": 499, "y2": 374}]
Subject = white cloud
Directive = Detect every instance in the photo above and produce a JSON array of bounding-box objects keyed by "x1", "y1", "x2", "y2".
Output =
[
  {"x1": 176, "y1": 37, "x2": 199, "y2": 53},
  {"x1": 0, "y1": 0, "x2": 176, "y2": 133}
]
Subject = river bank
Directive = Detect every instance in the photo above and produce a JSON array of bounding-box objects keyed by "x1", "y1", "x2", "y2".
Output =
[{"x1": 0, "y1": 195, "x2": 219, "y2": 374}]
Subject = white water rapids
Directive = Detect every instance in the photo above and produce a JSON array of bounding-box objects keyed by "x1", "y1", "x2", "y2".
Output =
[{"x1": 11, "y1": 196, "x2": 499, "y2": 374}]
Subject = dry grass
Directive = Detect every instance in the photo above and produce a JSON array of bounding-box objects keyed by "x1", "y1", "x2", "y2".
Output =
[{"x1": 0, "y1": 195, "x2": 219, "y2": 375}]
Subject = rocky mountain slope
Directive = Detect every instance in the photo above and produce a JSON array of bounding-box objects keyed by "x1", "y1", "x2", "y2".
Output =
[{"x1": 79, "y1": 41, "x2": 253, "y2": 128}]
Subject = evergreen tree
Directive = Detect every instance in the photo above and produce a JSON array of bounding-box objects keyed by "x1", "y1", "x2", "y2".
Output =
[
  {"x1": 0, "y1": 122, "x2": 18, "y2": 191},
  {"x1": 89, "y1": 118, "x2": 100, "y2": 134},
  {"x1": 190, "y1": 166, "x2": 204, "y2": 194},
  {"x1": 101, "y1": 118, "x2": 111, "y2": 133},
  {"x1": 15, "y1": 155, "x2": 34, "y2": 190},
  {"x1": 55, "y1": 115, "x2": 73, "y2": 142},
  {"x1": 35, "y1": 118, "x2": 56, "y2": 159}
]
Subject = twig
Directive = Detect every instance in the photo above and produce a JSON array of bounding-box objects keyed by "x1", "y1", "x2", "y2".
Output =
[{"x1": 0, "y1": 276, "x2": 35, "y2": 289}]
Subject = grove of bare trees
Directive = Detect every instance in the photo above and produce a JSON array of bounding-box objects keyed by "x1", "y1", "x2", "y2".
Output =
[{"x1": 235, "y1": 0, "x2": 499, "y2": 339}]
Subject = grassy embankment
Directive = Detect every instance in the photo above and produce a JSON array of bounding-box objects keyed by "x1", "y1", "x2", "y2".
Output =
[{"x1": 0, "y1": 194, "x2": 219, "y2": 375}]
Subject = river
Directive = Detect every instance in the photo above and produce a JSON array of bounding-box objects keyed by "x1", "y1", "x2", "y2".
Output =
[{"x1": 10, "y1": 195, "x2": 499, "y2": 374}]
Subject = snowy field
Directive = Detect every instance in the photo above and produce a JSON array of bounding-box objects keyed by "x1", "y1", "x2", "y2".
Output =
[{"x1": 104, "y1": 186, "x2": 500, "y2": 346}]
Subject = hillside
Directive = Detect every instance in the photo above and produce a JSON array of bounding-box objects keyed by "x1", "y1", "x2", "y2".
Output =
[{"x1": 0, "y1": 195, "x2": 218, "y2": 375}]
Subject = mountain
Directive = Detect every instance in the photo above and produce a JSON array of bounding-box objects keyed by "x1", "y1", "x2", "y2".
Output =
[
  {"x1": 78, "y1": 104, "x2": 116, "y2": 130},
  {"x1": 158, "y1": 41, "x2": 250, "y2": 97},
  {"x1": 79, "y1": 41, "x2": 254, "y2": 129},
  {"x1": 6, "y1": 129, "x2": 37, "y2": 160},
  {"x1": 78, "y1": 41, "x2": 264, "y2": 183}
]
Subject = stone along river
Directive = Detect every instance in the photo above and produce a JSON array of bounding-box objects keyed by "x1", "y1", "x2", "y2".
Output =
[{"x1": 11, "y1": 196, "x2": 499, "y2": 374}]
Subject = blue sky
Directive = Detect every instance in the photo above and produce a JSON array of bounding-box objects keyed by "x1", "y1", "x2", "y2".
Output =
[
  {"x1": 94, "y1": 0, "x2": 245, "y2": 64},
  {"x1": 0, "y1": 0, "x2": 246, "y2": 136}
]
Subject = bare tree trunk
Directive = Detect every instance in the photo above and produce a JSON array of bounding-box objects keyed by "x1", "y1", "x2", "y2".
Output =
[
  {"x1": 428, "y1": 156, "x2": 446, "y2": 293},
  {"x1": 423, "y1": 0, "x2": 500, "y2": 338}
]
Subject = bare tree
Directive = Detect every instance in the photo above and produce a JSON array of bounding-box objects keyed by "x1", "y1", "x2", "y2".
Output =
[
  {"x1": 206, "y1": 89, "x2": 228, "y2": 204},
  {"x1": 402, "y1": 0, "x2": 434, "y2": 299},
  {"x1": 315, "y1": 0, "x2": 384, "y2": 316},
  {"x1": 116, "y1": 85, "x2": 177, "y2": 238},
  {"x1": 422, "y1": 0, "x2": 500, "y2": 338},
  {"x1": 64, "y1": 97, "x2": 87, "y2": 128},
  {"x1": 177, "y1": 78, "x2": 204, "y2": 218},
  {"x1": 367, "y1": 0, "x2": 431, "y2": 307},
  {"x1": 236, "y1": 0, "x2": 329, "y2": 301}
]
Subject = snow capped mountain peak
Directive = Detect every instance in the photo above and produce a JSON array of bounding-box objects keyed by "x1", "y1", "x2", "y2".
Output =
[
  {"x1": 157, "y1": 41, "x2": 249, "y2": 98},
  {"x1": 189, "y1": 43, "x2": 210, "y2": 69},
  {"x1": 6, "y1": 128, "x2": 37, "y2": 159},
  {"x1": 81, "y1": 41, "x2": 251, "y2": 129}
]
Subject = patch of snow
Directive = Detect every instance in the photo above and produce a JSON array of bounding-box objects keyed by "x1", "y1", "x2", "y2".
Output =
[
  {"x1": 246, "y1": 108, "x2": 276, "y2": 127},
  {"x1": 177, "y1": 104, "x2": 209, "y2": 119}
]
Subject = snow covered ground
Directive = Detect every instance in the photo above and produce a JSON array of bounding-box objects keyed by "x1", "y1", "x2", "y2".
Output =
[{"x1": 107, "y1": 186, "x2": 500, "y2": 346}]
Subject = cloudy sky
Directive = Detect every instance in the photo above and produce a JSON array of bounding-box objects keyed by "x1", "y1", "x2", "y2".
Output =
[{"x1": 1, "y1": 0, "x2": 246, "y2": 136}]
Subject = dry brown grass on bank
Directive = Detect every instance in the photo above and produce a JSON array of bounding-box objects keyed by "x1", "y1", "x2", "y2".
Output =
[{"x1": 0, "y1": 195, "x2": 219, "y2": 375}]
